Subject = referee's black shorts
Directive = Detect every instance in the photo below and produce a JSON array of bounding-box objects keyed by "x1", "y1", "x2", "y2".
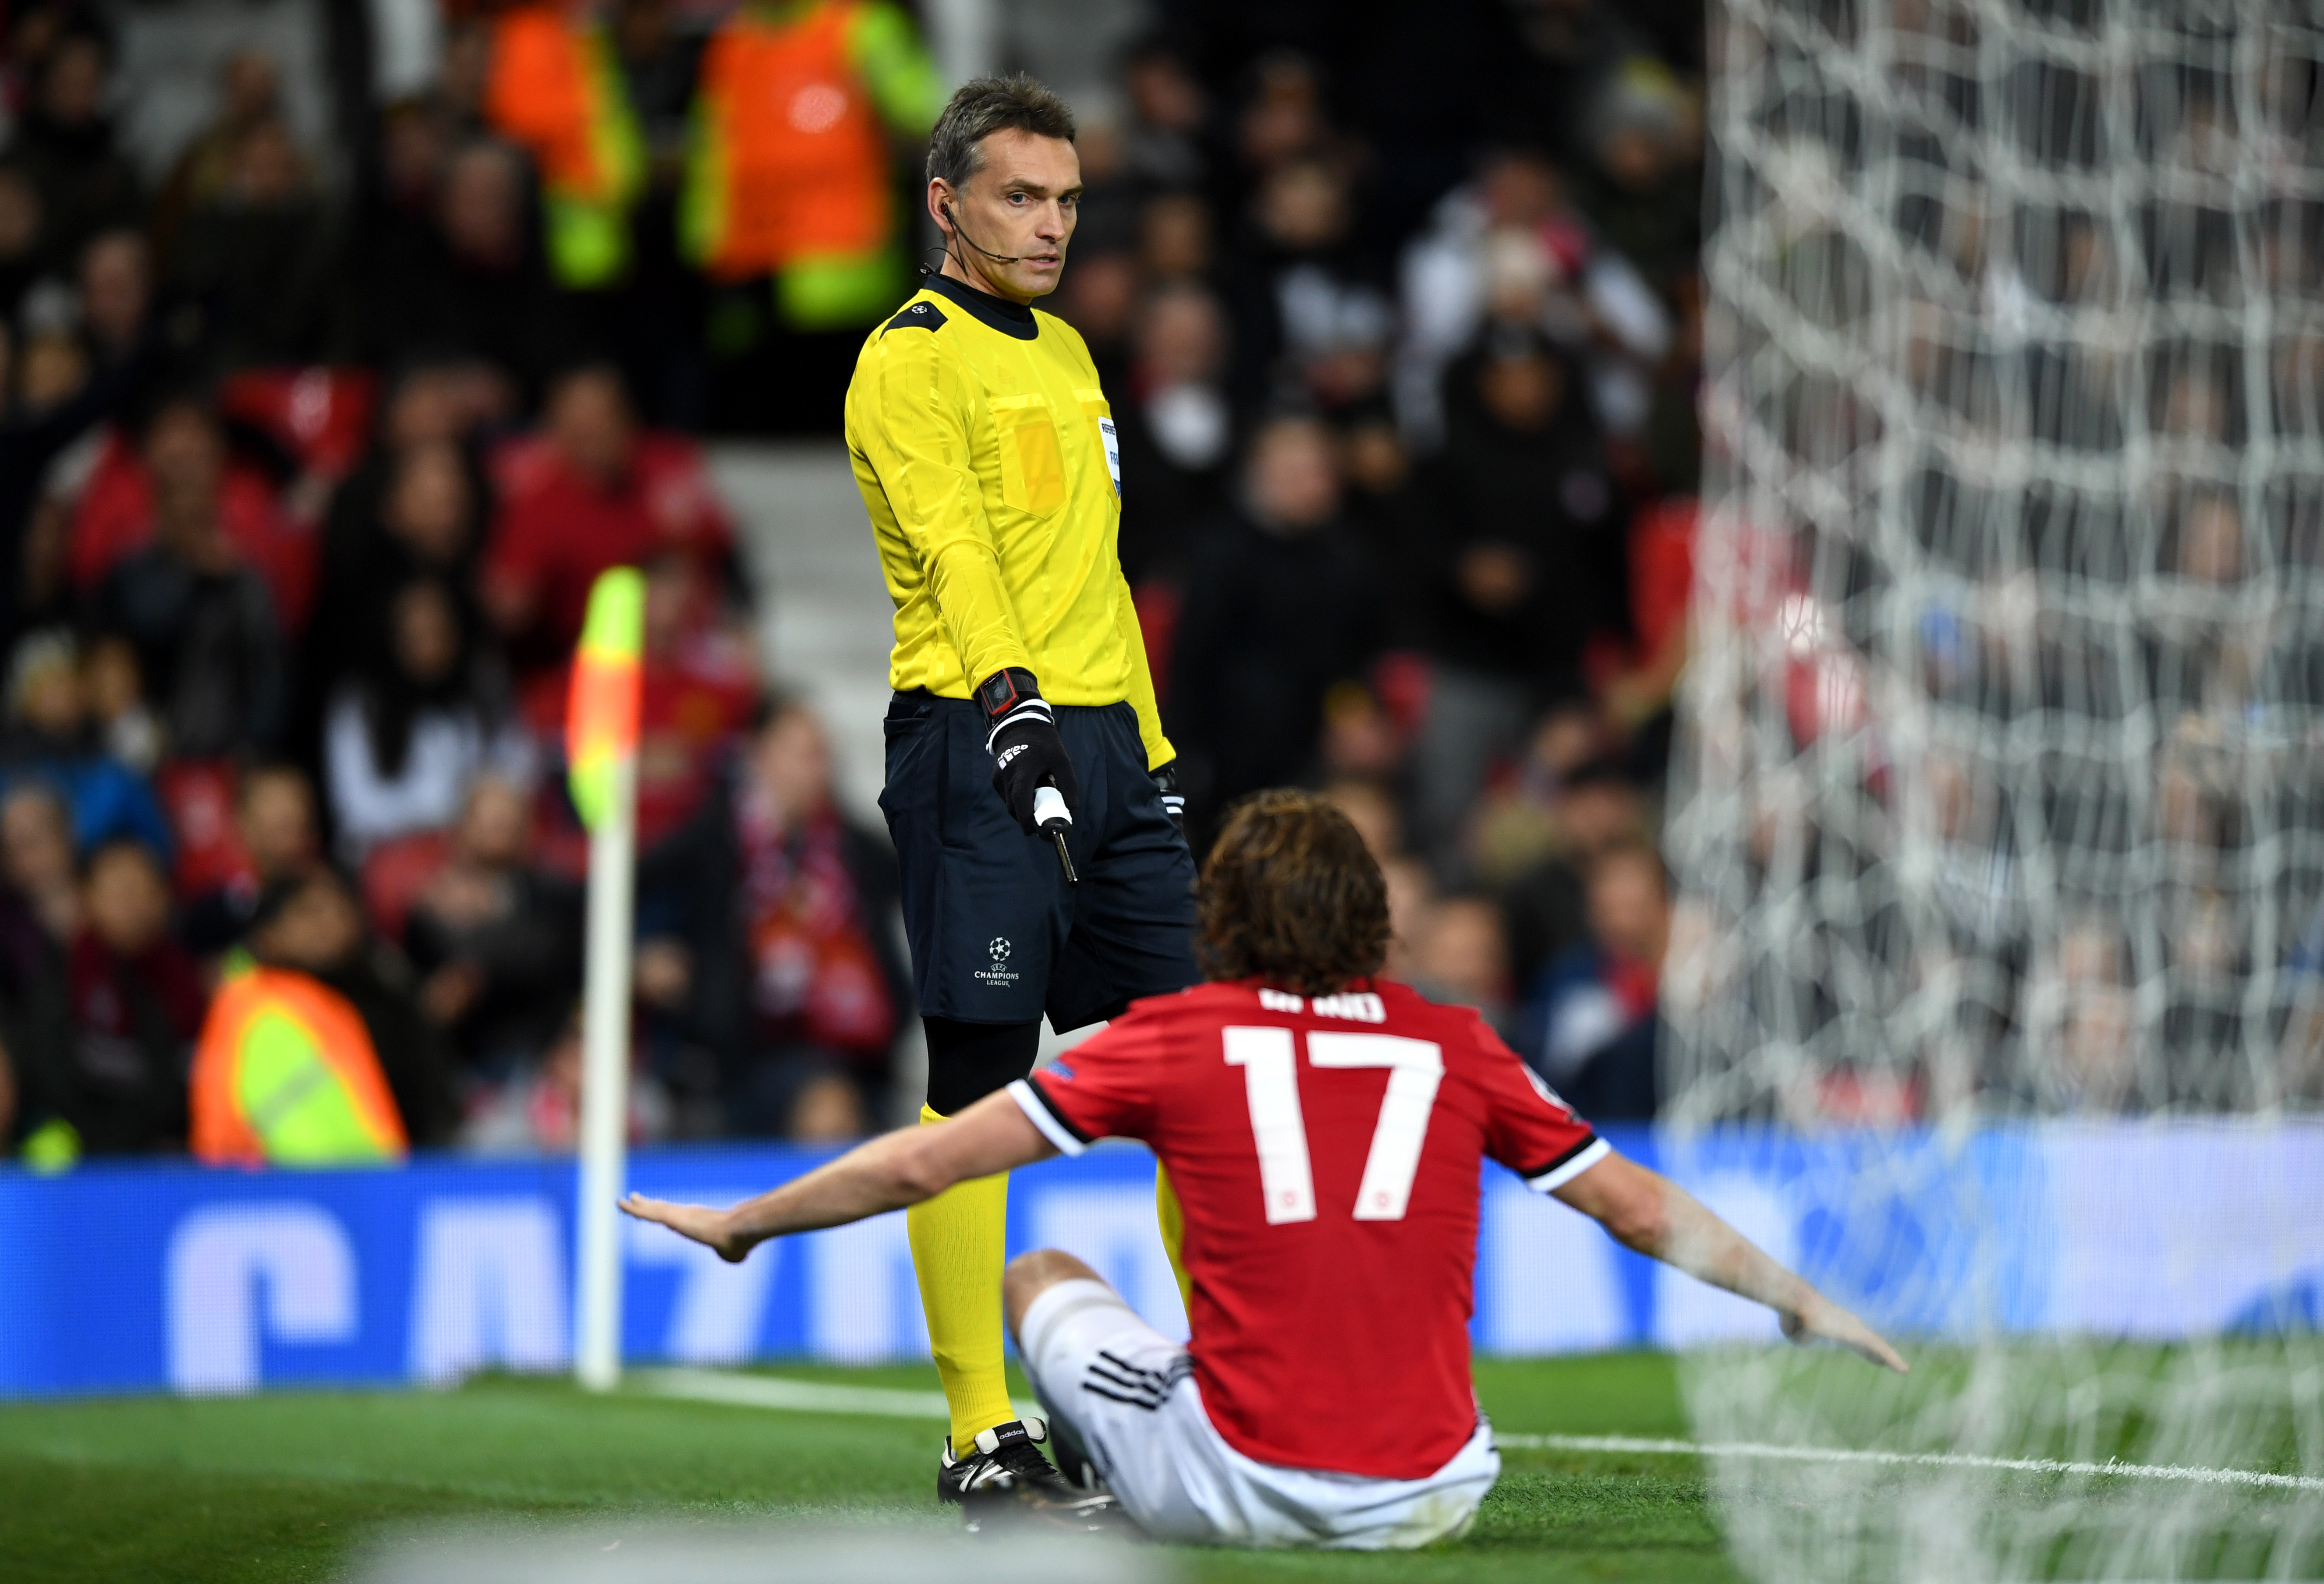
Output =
[{"x1": 880, "y1": 691, "x2": 1199, "y2": 1032}]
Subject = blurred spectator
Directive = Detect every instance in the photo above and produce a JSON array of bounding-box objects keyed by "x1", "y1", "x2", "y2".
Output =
[
  {"x1": 326, "y1": 578, "x2": 524, "y2": 861},
  {"x1": 1231, "y1": 53, "x2": 1341, "y2": 186},
  {"x1": 2283, "y1": 898, "x2": 2324, "y2": 1104},
  {"x1": 369, "y1": 138, "x2": 574, "y2": 402},
  {"x1": 1070, "y1": 104, "x2": 1145, "y2": 248},
  {"x1": 637, "y1": 699, "x2": 907, "y2": 1139},
  {"x1": 77, "y1": 228, "x2": 154, "y2": 364},
  {"x1": 6, "y1": 26, "x2": 143, "y2": 274},
  {"x1": 181, "y1": 763, "x2": 320, "y2": 958},
  {"x1": 1321, "y1": 777, "x2": 1402, "y2": 866},
  {"x1": 1227, "y1": 157, "x2": 1390, "y2": 414},
  {"x1": 1056, "y1": 248, "x2": 1140, "y2": 393},
  {"x1": 1379, "y1": 852, "x2": 1435, "y2": 983},
  {"x1": 73, "y1": 393, "x2": 313, "y2": 631},
  {"x1": 84, "y1": 633, "x2": 160, "y2": 774},
  {"x1": 0, "y1": 310, "x2": 149, "y2": 648},
  {"x1": 1115, "y1": 282, "x2": 1234, "y2": 587},
  {"x1": 1413, "y1": 327, "x2": 1629, "y2": 869},
  {"x1": 1523, "y1": 838, "x2": 1669, "y2": 1119},
  {"x1": 1407, "y1": 891, "x2": 1514, "y2": 1036},
  {"x1": 152, "y1": 52, "x2": 295, "y2": 260},
  {"x1": 1315, "y1": 678, "x2": 1406, "y2": 784},
  {"x1": 0, "y1": 780, "x2": 79, "y2": 949},
  {"x1": 405, "y1": 773, "x2": 580, "y2": 1078},
  {"x1": 90, "y1": 408, "x2": 286, "y2": 758},
  {"x1": 11, "y1": 838, "x2": 202, "y2": 1160},
  {"x1": 1637, "y1": 269, "x2": 1704, "y2": 500},
  {"x1": 1469, "y1": 703, "x2": 1609, "y2": 884},
  {"x1": 2053, "y1": 918, "x2": 2135, "y2": 1113},
  {"x1": 482, "y1": 363, "x2": 735, "y2": 663},
  {"x1": 463, "y1": 1005, "x2": 673, "y2": 1154},
  {"x1": 0, "y1": 626, "x2": 170, "y2": 856},
  {"x1": 1572, "y1": 56, "x2": 1703, "y2": 295},
  {"x1": 1141, "y1": 191, "x2": 1215, "y2": 285},
  {"x1": 630, "y1": 550, "x2": 758, "y2": 842},
  {"x1": 1168, "y1": 414, "x2": 1386, "y2": 830},
  {"x1": 1501, "y1": 753, "x2": 1650, "y2": 981},
  {"x1": 305, "y1": 360, "x2": 496, "y2": 616},
  {"x1": 0, "y1": 165, "x2": 47, "y2": 324},
  {"x1": 361, "y1": 95, "x2": 457, "y2": 324},
  {"x1": 191, "y1": 865, "x2": 456, "y2": 1162},
  {"x1": 309, "y1": 436, "x2": 488, "y2": 721},
  {"x1": 1336, "y1": 405, "x2": 1427, "y2": 641},
  {"x1": 169, "y1": 116, "x2": 344, "y2": 373},
  {"x1": 1399, "y1": 148, "x2": 1672, "y2": 445},
  {"x1": 1120, "y1": 41, "x2": 1210, "y2": 193}
]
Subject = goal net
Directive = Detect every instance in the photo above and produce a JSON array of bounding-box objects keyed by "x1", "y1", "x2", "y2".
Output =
[{"x1": 1669, "y1": 0, "x2": 2324, "y2": 1576}]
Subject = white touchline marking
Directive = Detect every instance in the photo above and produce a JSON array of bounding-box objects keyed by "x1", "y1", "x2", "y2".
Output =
[
  {"x1": 636, "y1": 1374, "x2": 2321, "y2": 1493},
  {"x1": 640, "y1": 1368, "x2": 1041, "y2": 1424},
  {"x1": 1497, "y1": 1433, "x2": 2324, "y2": 1494}
]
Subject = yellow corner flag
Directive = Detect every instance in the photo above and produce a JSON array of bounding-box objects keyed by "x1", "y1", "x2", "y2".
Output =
[{"x1": 566, "y1": 567, "x2": 645, "y2": 830}]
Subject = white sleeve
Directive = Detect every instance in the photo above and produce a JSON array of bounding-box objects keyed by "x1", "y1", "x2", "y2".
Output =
[{"x1": 323, "y1": 693, "x2": 396, "y2": 856}]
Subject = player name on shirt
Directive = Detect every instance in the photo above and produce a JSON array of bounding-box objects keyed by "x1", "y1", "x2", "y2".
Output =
[{"x1": 1256, "y1": 987, "x2": 1384, "y2": 1021}]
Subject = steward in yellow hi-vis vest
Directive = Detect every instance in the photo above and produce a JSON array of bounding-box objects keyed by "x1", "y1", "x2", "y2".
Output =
[
  {"x1": 190, "y1": 963, "x2": 408, "y2": 1166},
  {"x1": 841, "y1": 75, "x2": 1198, "y2": 1511}
]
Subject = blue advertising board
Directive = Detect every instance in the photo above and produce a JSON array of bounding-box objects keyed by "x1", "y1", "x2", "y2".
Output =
[{"x1": 3, "y1": 1122, "x2": 2320, "y2": 1398}]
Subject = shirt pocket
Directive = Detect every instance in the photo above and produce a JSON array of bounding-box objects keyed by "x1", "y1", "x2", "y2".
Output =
[
  {"x1": 989, "y1": 394, "x2": 1067, "y2": 518},
  {"x1": 1075, "y1": 389, "x2": 1119, "y2": 501}
]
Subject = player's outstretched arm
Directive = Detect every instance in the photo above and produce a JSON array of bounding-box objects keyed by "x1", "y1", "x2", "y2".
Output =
[
  {"x1": 1553, "y1": 1151, "x2": 1909, "y2": 1374},
  {"x1": 620, "y1": 1091, "x2": 1058, "y2": 1262}
]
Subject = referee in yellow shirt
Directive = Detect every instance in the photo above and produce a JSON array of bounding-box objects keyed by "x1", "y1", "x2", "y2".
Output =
[{"x1": 844, "y1": 75, "x2": 1196, "y2": 1516}]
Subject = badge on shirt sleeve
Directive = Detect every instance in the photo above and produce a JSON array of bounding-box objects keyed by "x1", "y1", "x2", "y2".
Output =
[{"x1": 1098, "y1": 416, "x2": 1122, "y2": 497}]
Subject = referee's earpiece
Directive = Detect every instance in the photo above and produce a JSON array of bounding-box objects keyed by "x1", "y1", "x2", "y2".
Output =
[{"x1": 941, "y1": 199, "x2": 1024, "y2": 266}]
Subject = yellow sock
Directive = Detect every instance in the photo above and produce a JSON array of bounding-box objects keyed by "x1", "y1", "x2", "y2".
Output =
[
  {"x1": 1156, "y1": 1161, "x2": 1192, "y2": 1313},
  {"x1": 907, "y1": 1102, "x2": 1017, "y2": 1451}
]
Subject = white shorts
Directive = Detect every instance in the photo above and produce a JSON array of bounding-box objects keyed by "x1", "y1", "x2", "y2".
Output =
[{"x1": 1015, "y1": 1278, "x2": 1501, "y2": 1549}]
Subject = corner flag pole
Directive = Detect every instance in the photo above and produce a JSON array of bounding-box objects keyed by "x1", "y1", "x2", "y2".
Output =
[{"x1": 569, "y1": 568, "x2": 645, "y2": 1393}]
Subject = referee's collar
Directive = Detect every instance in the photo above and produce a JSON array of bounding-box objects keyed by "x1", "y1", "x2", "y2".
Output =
[{"x1": 923, "y1": 269, "x2": 1038, "y2": 341}]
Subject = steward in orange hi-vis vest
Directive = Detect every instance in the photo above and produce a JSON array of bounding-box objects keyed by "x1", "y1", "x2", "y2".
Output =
[
  {"x1": 680, "y1": 0, "x2": 942, "y2": 329},
  {"x1": 190, "y1": 965, "x2": 409, "y2": 1166},
  {"x1": 485, "y1": 1, "x2": 645, "y2": 288}
]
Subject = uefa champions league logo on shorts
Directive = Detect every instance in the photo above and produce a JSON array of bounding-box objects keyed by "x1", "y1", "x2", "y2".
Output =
[{"x1": 975, "y1": 936, "x2": 1018, "y2": 986}]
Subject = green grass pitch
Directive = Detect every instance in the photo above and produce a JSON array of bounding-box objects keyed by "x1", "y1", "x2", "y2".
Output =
[
  {"x1": 4, "y1": 1346, "x2": 2317, "y2": 1582},
  {"x1": 0, "y1": 1353, "x2": 1736, "y2": 1583}
]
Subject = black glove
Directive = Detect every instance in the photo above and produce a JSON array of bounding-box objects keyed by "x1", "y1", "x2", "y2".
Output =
[
  {"x1": 978, "y1": 668, "x2": 1079, "y2": 835},
  {"x1": 1153, "y1": 760, "x2": 1186, "y2": 834}
]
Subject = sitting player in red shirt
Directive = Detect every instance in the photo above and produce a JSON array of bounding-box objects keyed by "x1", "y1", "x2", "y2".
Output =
[{"x1": 622, "y1": 791, "x2": 1905, "y2": 1546}]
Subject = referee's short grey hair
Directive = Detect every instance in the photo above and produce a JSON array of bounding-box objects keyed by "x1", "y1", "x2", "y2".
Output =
[{"x1": 926, "y1": 74, "x2": 1077, "y2": 189}]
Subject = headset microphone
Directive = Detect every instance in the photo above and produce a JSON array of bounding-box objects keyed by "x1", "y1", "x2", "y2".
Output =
[{"x1": 942, "y1": 201, "x2": 1024, "y2": 265}]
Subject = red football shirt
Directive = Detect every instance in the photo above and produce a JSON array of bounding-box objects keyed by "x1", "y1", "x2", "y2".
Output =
[{"x1": 1010, "y1": 978, "x2": 1605, "y2": 1480}]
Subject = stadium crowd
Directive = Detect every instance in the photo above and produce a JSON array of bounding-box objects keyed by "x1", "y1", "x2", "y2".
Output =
[{"x1": 0, "y1": 0, "x2": 1708, "y2": 1164}]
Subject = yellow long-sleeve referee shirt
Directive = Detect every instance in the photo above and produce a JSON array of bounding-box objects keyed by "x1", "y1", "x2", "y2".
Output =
[{"x1": 844, "y1": 269, "x2": 1173, "y2": 770}]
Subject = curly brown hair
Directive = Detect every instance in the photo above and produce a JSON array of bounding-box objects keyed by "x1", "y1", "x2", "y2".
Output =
[{"x1": 1196, "y1": 790, "x2": 1390, "y2": 996}]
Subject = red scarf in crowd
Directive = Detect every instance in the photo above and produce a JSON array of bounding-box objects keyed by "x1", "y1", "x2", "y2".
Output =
[{"x1": 737, "y1": 794, "x2": 894, "y2": 1057}]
